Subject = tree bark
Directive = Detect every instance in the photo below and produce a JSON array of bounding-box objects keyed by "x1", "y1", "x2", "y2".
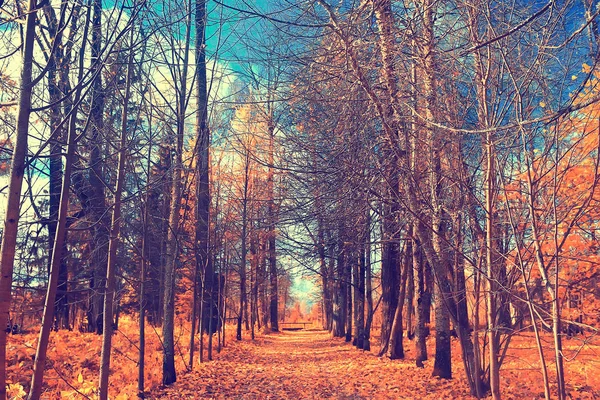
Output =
[
  {"x1": 237, "y1": 152, "x2": 250, "y2": 341},
  {"x1": 413, "y1": 236, "x2": 428, "y2": 367},
  {"x1": 267, "y1": 110, "x2": 278, "y2": 332},
  {"x1": 379, "y1": 199, "x2": 400, "y2": 356},
  {"x1": 98, "y1": 26, "x2": 135, "y2": 398},
  {"x1": 432, "y1": 280, "x2": 452, "y2": 379},
  {"x1": 28, "y1": 6, "x2": 91, "y2": 398},
  {"x1": 0, "y1": 1, "x2": 38, "y2": 397},
  {"x1": 195, "y1": 0, "x2": 213, "y2": 343},
  {"x1": 345, "y1": 258, "x2": 352, "y2": 342},
  {"x1": 162, "y1": 0, "x2": 193, "y2": 384},
  {"x1": 87, "y1": 0, "x2": 109, "y2": 335},
  {"x1": 332, "y1": 231, "x2": 346, "y2": 337},
  {"x1": 44, "y1": 2, "x2": 70, "y2": 330},
  {"x1": 388, "y1": 238, "x2": 410, "y2": 359},
  {"x1": 353, "y1": 231, "x2": 365, "y2": 348},
  {"x1": 138, "y1": 128, "x2": 152, "y2": 398},
  {"x1": 363, "y1": 208, "x2": 373, "y2": 351}
]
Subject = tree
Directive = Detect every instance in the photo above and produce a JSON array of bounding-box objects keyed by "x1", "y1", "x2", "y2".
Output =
[{"x1": 0, "y1": 1, "x2": 39, "y2": 396}]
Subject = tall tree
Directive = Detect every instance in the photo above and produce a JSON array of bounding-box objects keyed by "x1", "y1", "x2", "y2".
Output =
[
  {"x1": 0, "y1": 1, "x2": 39, "y2": 396},
  {"x1": 162, "y1": 0, "x2": 193, "y2": 384},
  {"x1": 195, "y1": 0, "x2": 213, "y2": 356},
  {"x1": 28, "y1": 3, "x2": 92, "y2": 397},
  {"x1": 87, "y1": 0, "x2": 110, "y2": 334},
  {"x1": 99, "y1": 22, "x2": 136, "y2": 399}
]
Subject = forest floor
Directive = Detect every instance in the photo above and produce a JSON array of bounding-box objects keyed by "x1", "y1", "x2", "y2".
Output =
[
  {"x1": 150, "y1": 329, "x2": 600, "y2": 400},
  {"x1": 5, "y1": 320, "x2": 600, "y2": 399},
  {"x1": 153, "y1": 329, "x2": 470, "y2": 399}
]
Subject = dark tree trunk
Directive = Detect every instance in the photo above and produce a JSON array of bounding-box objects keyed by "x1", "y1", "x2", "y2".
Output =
[
  {"x1": 345, "y1": 257, "x2": 352, "y2": 342},
  {"x1": 162, "y1": 9, "x2": 191, "y2": 381},
  {"x1": 414, "y1": 236, "x2": 429, "y2": 367},
  {"x1": 432, "y1": 280, "x2": 452, "y2": 379},
  {"x1": 363, "y1": 209, "x2": 373, "y2": 351},
  {"x1": 267, "y1": 108, "x2": 278, "y2": 332},
  {"x1": 237, "y1": 153, "x2": 250, "y2": 341},
  {"x1": 353, "y1": 237, "x2": 365, "y2": 348},
  {"x1": 250, "y1": 232, "x2": 257, "y2": 340},
  {"x1": 138, "y1": 136, "x2": 152, "y2": 397},
  {"x1": 406, "y1": 242, "x2": 414, "y2": 340},
  {"x1": 260, "y1": 238, "x2": 269, "y2": 331},
  {"x1": 195, "y1": 0, "x2": 212, "y2": 345},
  {"x1": 388, "y1": 234, "x2": 410, "y2": 359},
  {"x1": 318, "y1": 224, "x2": 332, "y2": 331},
  {"x1": 269, "y1": 236, "x2": 278, "y2": 332},
  {"x1": 332, "y1": 234, "x2": 345, "y2": 337},
  {"x1": 44, "y1": 2, "x2": 70, "y2": 331},
  {"x1": 87, "y1": 0, "x2": 109, "y2": 336},
  {"x1": 379, "y1": 200, "x2": 400, "y2": 356}
]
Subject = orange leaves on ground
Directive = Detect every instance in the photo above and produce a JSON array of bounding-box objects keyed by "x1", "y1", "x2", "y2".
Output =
[
  {"x1": 154, "y1": 330, "x2": 474, "y2": 399},
  {"x1": 154, "y1": 330, "x2": 600, "y2": 399},
  {"x1": 5, "y1": 315, "x2": 192, "y2": 399},
  {"x1": 8, "y1": 326, "x2": 600, "y2": 399}
]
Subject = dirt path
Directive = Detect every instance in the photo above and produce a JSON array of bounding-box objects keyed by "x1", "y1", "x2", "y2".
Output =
[{"x1": 151, "y1": 330, "x2": 471, "y2": 399}]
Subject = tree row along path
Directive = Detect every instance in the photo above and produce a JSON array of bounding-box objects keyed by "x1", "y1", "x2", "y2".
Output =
[
  {"x1": 151, "y1": 329, "x2": 600, "y2": 399},
  {"x1": 151, "y1": 330, "x2": 472, "y2": 399}
]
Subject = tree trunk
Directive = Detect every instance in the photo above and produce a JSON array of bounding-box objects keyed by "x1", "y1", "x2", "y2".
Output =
[
  {"x1": 44, "y1": 2, "x2": 70, "y2": 331},
  {"x1": 379, "y1": 200, "x2": 400, "y2": 356},
  {"x1": 138, "y1": 130, "x2": 152, "y2": 398},
  {"x1": 332, "y1": 234, "x2": 345, "y2": 337},
  {"x1": 345, "y1": 259, "x2": 352, "y2": 342},
  {"x1": 485, "y1": 133, "x2": 500, "y2": 397},
  {"x1": 99, "y1": 28, "x2": 134, "y2": 399},
  {"x1": 432, "y1": 280, "x2": 451, "y2": 379},
  {"x1": 260, "y1": 238, "x2": 269, "y2": 331},
  {"x1": 88, "y1": 0, "x2": 109, "y2": 335},
  {"x1": 414, "y1": 236, "x2": 428, "y2": 367},
  {"x1": 162, "y1": 0, "x2": 193, "y2": 384},
  {"x1": 363, "y1": 208, "x2": 373, "y2": 351},
  {"x1": 237, "y1": 153, "x2": 250, "y2": 341},
  {"x1": 0, "y1": 1, "x2": 38, "y2": 397},
  {"x1": 188, "y1": 249, "x2": 199, "y2": 367},
  {"x1": 28, "y1": 6, "x2": 91, "y2": 397},
  {"x1": 190, "y1": 0, "x2": 209, "y2": 367},
  {"x1": 318, "y1": 223, "x2": 332, "y2": 331},
  {"x1": 354, "y1": 233, "x2": 365, "y2": 348},
  {"x1": 269, "y1": 236, "x2": 278, "y2": 332},
  {"x1": 250, "y1": 232, "x2": 257, "y2": 340},
  {"x1": 405, "y1": 243, "x2": 414, "y2": 340},
  {"x1": 388, "y1": 234, "x2": 410, "y2": 359},
  {"x1": 267, "y1": 111, "x2": 278, "y2": 332},
  {"x1": 195, "y1": 0, "x2": 213, "y2": 345}
]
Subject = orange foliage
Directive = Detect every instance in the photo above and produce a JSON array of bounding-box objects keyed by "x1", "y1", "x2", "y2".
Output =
[
  {"x1": 502, "y1": 71, "x2": 600, "y2": 327},
  {"x1": 5, "y1": 316, "x2": 198, "y2": 399}
]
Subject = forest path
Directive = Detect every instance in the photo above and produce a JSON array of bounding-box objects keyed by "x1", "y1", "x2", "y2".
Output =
[{"x1": 151, "y1": 329, "x2": 471, "y2": 399}]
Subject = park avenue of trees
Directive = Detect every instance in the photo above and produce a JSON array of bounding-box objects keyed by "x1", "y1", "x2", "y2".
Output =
[{"x1": 0, "y1": 0, "x2": 600, "y2": 399}]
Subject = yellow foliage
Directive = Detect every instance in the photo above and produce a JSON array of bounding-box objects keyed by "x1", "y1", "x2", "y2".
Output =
[
  {"x1": 7, "y1": 383, "x2": 26, "y2": 400},
  {"x1": 583, "y1": 63, "x2": 592, "y2": 73}
]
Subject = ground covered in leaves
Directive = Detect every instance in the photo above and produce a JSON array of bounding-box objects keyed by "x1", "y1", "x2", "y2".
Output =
[
  {"x1": 151, "y1": 329, "x2": 600, "y2": 399},
  {"x1": 153, "y1": 329, "x2": 470, "y2": 399},
  {"x1": 5, "y1": 321, "x2": 599, "y2": 399}
]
